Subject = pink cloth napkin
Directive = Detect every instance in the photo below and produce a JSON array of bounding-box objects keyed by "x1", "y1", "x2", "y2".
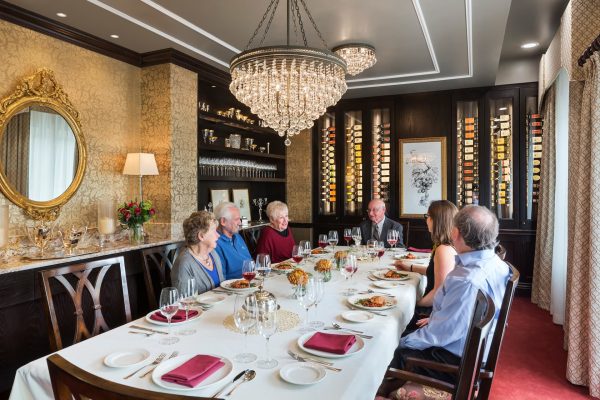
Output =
[
  {"x1": 161, "y1": 355, "x2": 224, "y2": 388},
  {"x1": 150, "y1": 309, "x2": 199, "y2": 323},
  {"x1": 408, "y1": 247, "x2": 432, "y2": 253},
  {"x1": 304, "y1": 332, "x2": 356, "y2": 354}
]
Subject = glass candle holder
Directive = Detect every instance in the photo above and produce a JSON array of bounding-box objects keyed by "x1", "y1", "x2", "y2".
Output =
[{"x1": 97, "y1": 199, "x2": 116, "y2": 247}]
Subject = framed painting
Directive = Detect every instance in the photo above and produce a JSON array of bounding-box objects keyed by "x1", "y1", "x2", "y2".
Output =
[
  {"x1": 399, "y1": 137, "x2": 447, "y2": 218},
  {"x1": 210, "y1": 189, "x2": 230, "y2": 207},
  {"x1": 232, "y1": 189, "x2": 251, "y2": 220}
]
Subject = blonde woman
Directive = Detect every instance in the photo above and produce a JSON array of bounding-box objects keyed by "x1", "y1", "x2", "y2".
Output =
[{"x1": 255, "y1": 201, "x2": 295, "y2": 263}]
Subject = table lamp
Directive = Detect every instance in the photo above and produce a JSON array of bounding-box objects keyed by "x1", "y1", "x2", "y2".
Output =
[{"x1": 122, "y1": 153, "x2": 159, "y2": 201}]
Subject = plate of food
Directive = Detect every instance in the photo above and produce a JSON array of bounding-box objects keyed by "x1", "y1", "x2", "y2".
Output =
[
  {"x1": 272, "y1": 261, "x2": 295, "y2": 272},
  {"x1": 371, "y1": 269, "x2": 411, "y2": 281},
  {"x1": 311, "y1": 247, "x2": 326, "y2": 255},
  {"x1": 220, "y1": 279, "x2": 258, "y2": 292},
  {"x1": 104, "y1": 348, "x2": 151, "y2": 368},
  {"x1": 145, "y1": 309, "x2": 202, "y2": 326},
  {"x1": 152, "y1": 354, "x2": 233, "y2": 391},
  {"x1": 297, "y1": 331, "x2": 365, "y2": 359},
  {"x1": 393, "y1": 252, "x2": 429, "y2": 261},
  {"x1": 347, "y1": 294, "x2": 397, "y2": 311}
]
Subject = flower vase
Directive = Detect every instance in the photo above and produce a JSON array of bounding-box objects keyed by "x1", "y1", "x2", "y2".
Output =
[
  {"x1": 129, "y1": 224, "x2": 144, "y2": 245},
  {"x1": 319, "y1": 270, "x2": 332, "y2": 282},
  {"x1": 292, "y1": 284, "x2": 306, "y2": 299}
]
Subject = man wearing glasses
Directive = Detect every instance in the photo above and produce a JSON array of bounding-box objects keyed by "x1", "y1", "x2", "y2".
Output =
[{"x1": 359, "y1": 198, "x2": 403, "y2": 248}]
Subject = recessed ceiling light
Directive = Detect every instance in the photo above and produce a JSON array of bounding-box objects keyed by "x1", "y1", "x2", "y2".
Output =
[
  {"x1": 211, "y1": 85, "x2": 216, "y2": 88},
  {"x1": 521, "y1": 42, "x2": 539, "y2": 49},
  {"x1": 499, "y1": 107, "x2": 507, "y2": 111},
  {"x1": 56, "y1": 12, "x2": 67, "y2": 18},
  {"x1": 110, "y1": 34, "x2": 119, "y2": 39}
]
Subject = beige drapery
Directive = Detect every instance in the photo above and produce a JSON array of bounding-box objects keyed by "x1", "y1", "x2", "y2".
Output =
[
  {"x1": 565, "y1": 52, "x2": 600, "y2": 398},
  {"x1": 1, "y1": 112, "x2": 30, "y2": 196},
  {"x1": 531, "y1": 85, "x2": 556, "y2": 310}
]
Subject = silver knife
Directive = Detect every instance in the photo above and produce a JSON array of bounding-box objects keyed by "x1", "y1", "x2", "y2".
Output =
[
  {"x1": 211, "y1": 369, "x2": 247, "y2": 398},
  {"x1": 129, "y1": 325, "x2": 168, "y2": 335}
]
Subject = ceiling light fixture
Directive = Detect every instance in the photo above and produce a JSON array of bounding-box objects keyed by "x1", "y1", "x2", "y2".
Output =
[
  {"x1": 229, "y1": 0, "x2": 347, "y2": 146},
  {"x1": 333, "y1": 44, "x2": 377, "y2": 76},
  {"x1": 521, "y1": 42, "x2": 539, "y2": 49},
  {"x1": 110, "y1": 34, "x2": 119, "y2": 39},
  {"x1": 56, "y1": 12, "x2": 67, "y2": 18}
]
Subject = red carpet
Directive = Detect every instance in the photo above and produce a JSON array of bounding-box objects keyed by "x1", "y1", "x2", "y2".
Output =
[{"x1": 489, "y1": 296, "x2": 593, "y2": 399}]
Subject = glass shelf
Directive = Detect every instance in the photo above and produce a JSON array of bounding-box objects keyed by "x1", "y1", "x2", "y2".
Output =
[
  {"x1": 456, "y1": 100, "x2": 480, "y2": 206},
  {"x1": 371, "y1": 108, "x2": 391, "y2": 203},
  {"x1": 489, "y1": 98, "x2": 514, "y2": 219}
]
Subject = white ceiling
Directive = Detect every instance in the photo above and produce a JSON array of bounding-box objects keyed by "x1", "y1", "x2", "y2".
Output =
[{"x1": 5, "y1": 0, "x2": 568, "y2": 98}]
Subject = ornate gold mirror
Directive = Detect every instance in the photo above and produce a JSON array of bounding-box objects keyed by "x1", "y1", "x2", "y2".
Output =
[{"x1": 0, "y1": 69, "x2": 86, "y2": 220}]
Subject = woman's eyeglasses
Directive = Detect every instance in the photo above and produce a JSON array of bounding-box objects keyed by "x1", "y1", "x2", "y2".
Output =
[{"x1": 423, "y1": 213, "x2": 430, "y2": 219}]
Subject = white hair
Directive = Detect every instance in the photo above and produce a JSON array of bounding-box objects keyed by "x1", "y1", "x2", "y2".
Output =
[
  {"x1": 266, "y1": 200, "x2": 288, "y2": 220},
  {"x1": 214, "y1": 202, "x2": 238, "y2": 222}
]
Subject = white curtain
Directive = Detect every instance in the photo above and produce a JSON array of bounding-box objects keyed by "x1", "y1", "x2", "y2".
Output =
[{"x1": 28, "y1": 111, "x2": 76, "y2": 201}]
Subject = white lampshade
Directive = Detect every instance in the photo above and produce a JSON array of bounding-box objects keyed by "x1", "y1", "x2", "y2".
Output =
[{"x1": 122, "y1": 153, "x2": 159, "y2": 176}]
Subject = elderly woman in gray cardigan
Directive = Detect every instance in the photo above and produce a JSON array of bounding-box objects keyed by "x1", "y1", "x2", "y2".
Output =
[{"x1": 171, "y1": 211, "x2": 225, "y2": 294}]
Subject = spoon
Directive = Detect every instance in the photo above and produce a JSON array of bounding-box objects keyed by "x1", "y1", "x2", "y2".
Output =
[
  {"x1": 225, "y1": 370, "x2": 256, "y2": 396},
  {"x1": 331, "y1": 323, "x2": 364, "y2": 334}
]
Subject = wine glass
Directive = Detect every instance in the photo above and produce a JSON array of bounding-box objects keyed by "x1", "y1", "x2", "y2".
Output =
[
  {"x1": 256, "y1": 302, "x2": 278, "y2": 369},
  {"x1": 328, "y1": 230, "x2": 338, "y2": 252},
  {"x1": 344, "y1": 255, "x2": 359, "y2": 295},
  {"x1": 318, "y1": 234, "x2": 328, "y2": 250},
  {"x1": 387, "y1": 229, "x2": 399, "y2": 251},
  {"x1": 299, "y1": 240, "x2": 311, "y2": 263},
  {"x1": 233, "y1": 295, "x2": 258, "y2": 363},
  {"x1": 366, "y1": 239, "x2": 378, "y2": 261},
  {"x1": 159, "y1": 287, "x2": 180, "y2": 345},
  {"x1": 177, "y1": 278, "x2": 197, "y2": 336},
  {"x1": 297, "y1": 278, "x2": 316, "y2": 333},
  {"x1": 242, "y1": 260, "x2": 256, "y2": 284},
  {"x1": 343, "y1": 228, "x2": 352, "y2": 247},
  {"x1": 351, "y1": 227, "x2": 362, "y2": 247},
  {"x1": 376, "y1": 241, "x2": 386, "y2": 264},
  {"x1": 256, "y1": 253, "x2": 271, "y2": 288},
  {"x1": 309, "y1": 277, "x2": 325, "y2": 329},
  {"x1": 292, "y1": 245, "x2": 304, "y2": 265}
]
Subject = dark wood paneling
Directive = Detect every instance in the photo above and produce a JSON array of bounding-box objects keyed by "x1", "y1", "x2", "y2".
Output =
[{"x1": 497, "y1": 229, "x2": 536, "y2": 294}]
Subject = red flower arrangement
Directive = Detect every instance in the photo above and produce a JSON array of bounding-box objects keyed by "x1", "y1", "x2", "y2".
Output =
[{"x1": 117, "y1": 200, "x2": 156, "y2": 228}]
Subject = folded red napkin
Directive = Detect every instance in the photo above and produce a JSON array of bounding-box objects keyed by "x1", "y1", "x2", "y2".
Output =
[
  {"x1": 408, "y1": 247, "x2": 431, "y2": 253},
  {"x1": 304, "y1": 332, "x2": 356, "y2": 354},
  {"x1": 150, "y1": 309, "x2": 199, "y2": 323},
  {"x1": 161, "y1": 355, "x2": 224, "y2": 388}
]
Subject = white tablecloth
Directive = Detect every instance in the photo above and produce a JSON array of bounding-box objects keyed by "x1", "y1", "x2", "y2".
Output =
[{"x1": 10, "y1": 251, "x2": 423, "y2": 400}]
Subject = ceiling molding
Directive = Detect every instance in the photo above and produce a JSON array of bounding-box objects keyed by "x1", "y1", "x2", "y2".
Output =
[{"x1": 141, "y1": 48, "x2": 230, "y2": 85}]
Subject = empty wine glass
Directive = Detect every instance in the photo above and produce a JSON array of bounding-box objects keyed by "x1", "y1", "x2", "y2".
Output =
[
  {"x1": 299, "y1": 240, "x2": 311, "y2": 263},
  {"x1": 309, "y1": 277, "x2": 325, "y2": 329},
  {"x1": 292, "y1": 245, "x2": 304, "y2": 266},
  {"x1": 366, "y1": 239, "x2": 378, "y2": 261},
  {"x1": 328, "y1": 230, "x2": 338, "y2": 252},
  {"x1": 177, "y1": 278, "x2": 197, "y2": 336},
  {"x1": 387, "y1": 229, "x2": 399, "y2": 251},
  {"x1": 351, "y1": 227, "x2": 362, "y2": 247},
  {"x1": 256, "y1": 302, "x2": 278, "y2": 369},
  {"x1": 159, "y1": 287, "x2": 180, "y2": 345},
  {"x1": 343, "y1": 228, "x2": 352, "y2": 246},
  {"x1": 256, "y1": 253, "x2": 271, "y2": 288},
  {"x1": 297, "y1": 278, "x2": 316, "y2": 333},
  {"x1": 233, "y1": 294, "x2": 258, "y2": 363}
]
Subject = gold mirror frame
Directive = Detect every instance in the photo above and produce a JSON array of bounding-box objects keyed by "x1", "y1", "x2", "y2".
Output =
[{"x1": 0, "y1": 69, "x2": 87, "y2": 221}]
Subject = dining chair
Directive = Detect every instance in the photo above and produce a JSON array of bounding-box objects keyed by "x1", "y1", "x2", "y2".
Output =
[
  {"x1": 141, "y1": 242, "x2": 184, "y2": 309},
  {"x1": 381, "y1": 290, "x2": 496, "y2": 400},
  {"x1": 47, "y1": 353, "x2": 217, "y2": 399},
  {"x1": 398, "y1": 220, "x2": 410, "y2": 247},
  {"x1": 240, "y1": 227, "x2": 260, "y2": 257},
  {"x1": 40, "y1": 256, "x2": 132, "y2": 351}
]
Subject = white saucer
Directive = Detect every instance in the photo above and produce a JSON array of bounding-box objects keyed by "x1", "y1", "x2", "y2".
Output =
[
  {"x1": 196, "y1": 293, "x2": 226, "y2": 305},
  {"x1": 103, "y1": 349, "x2": 150, "y2": 368},
  {"x1": 341, "y1": 310, "x2": 375, "y2": 323},
  {"x1": 280, "y1": 363, "x2": 326, "y2": 385},
  {"x1": 151, "y1": 354, "x2": 233, "y2": 391},
  {"x1": 372, "y1": 280, "x2": 404, "y2": 289}
]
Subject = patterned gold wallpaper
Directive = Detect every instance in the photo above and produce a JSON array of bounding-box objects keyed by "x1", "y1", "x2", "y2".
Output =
[
  {"x1": 0, "y1": 20, "x2": 141, "y2": 230},
  {"x1": 286, "y1": 129, "x2": 312, "y2": 223}
]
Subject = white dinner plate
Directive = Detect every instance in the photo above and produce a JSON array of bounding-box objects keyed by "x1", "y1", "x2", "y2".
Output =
[
  {"x1": 393, "y1": 253, "x2": 430, "y2": 262},
  {"x1": 103, "y1": 348, "x2": 151, "y2": 368},
  {"x1": 196, "y1": 293, "x2": 226, "y2": 306},
  {"x1": 151, "y1": 354, "x2": 233, "y2": 391},
  {"x1": 372, "y1": 280, "x2": 405, "y2": 289},
  {"x1": 280, "y1": 362, "x2": 326, "y2": 385},
  {"x1": 341, "y1": 310, "x2": 375, "y2": 323},
  {"x1": 144, "y1": 309, "x2": 202, "y2": 326},
  {"x1": 347, "y1": 294, "x2": 398, "y2": 311},
  {"x1": 297, "y1": 331, "x2": 365, "y2": 359},
  {"x1": 371, "y1": 270, "x2": 411, "y2": 281},
  {"x1": 220, "y1": 279, "x2": 259, "y2": 293}
]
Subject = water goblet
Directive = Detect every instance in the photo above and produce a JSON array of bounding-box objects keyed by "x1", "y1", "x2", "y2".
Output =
[
  {"x1": 159, "y1": 287, "x2": 180, "y2": 345},
  {"x1": 297, "y1": 278, "x2": 316, "y2": 333},
  {"x1": 256, "y1": 253, "x2": 271, "y2": 288},
  {"x1": 177, "y1": 278, "x2": 197, "y2": 336},
  {"x1": 366, "y1": 239, "x2": 378, "y2": 261},
  {"x1": 328, "y1": 230, "x2": 338, "y2": 252},
  {"x1": 309, "y1": 277, "x2": 325, "y2": 329},
  {"x1": 256, "y1": 302, "x2": 278, "y2": 369},
  {"x1": 233, "y1": 295, "x2": 258, "y2": 363},
  {"x1": 351, "y1": 227, "x2": 362, "y2": 247}
]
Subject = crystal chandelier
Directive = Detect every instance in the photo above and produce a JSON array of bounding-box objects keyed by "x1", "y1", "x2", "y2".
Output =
[
  {"x1": 333, "y1": 44, "x2": 377, "y2": 76},
  {"x1": 230, "y1": 0, "x2": 347, "y2": 146}
]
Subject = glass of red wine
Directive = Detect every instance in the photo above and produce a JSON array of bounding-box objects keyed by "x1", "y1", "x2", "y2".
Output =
[
  {"x1": 318, "y1": 234, "x2": 328, "y2": 249},
  {"x1": 343, "y1": 228, "x2": 352, "y2": 247},
  {"x1": 377, "y1": 241, "x2": 385, "y2": 263},
  {"x1": 242, "y1": 259, "x2": 256, "y2": 283},
  {"x1": 292, "y1": 245, "x2": 304, "y2": 265}
]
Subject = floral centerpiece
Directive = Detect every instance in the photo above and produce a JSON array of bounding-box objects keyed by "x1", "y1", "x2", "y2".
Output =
[
  {"x1": 117, "y1": 200, "x2": 156, "y2": 244},
  {"x1": 314, "y1": 259, "x2": 332, "y2": 282},
  {"x1": 334, "y1": 250, "x2": 348, "y2": 270},
  {"x1": 287, "y1": 268, "x2": 309, "y2": 298}
]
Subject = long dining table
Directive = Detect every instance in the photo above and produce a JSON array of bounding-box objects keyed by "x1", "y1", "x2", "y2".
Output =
[{"x1": 9, "y1": 248, "x2": 426, "y2": 400}]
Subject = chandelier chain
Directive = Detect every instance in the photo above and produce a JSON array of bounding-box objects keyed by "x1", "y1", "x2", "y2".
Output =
[
  {"x1": 298, "y1": 0, "x2": 328, "y2": 49},
  {"x1": 290, "y1": 2, "x2": 300, "y2": 45},
  {"x1": 292, "y1": 0, "x2": 308, "y2": 47},
  {"x1": 244, "y1": 0, "x2": 279, "y2": 50},
  {"x1": 258, "y1": 0, "x2": 280, "y2": 47}
]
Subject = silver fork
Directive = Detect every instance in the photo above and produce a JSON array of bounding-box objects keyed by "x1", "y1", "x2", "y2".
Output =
[
  {"x1": 140, "y1": 351, "x2": 178, "y2": 378},
  {"x1": 124, "y1": 352, "x2": 166, "y2": 379},
  {"x1": 287, "y1": 351, "x2": 341, "y2": 372}
]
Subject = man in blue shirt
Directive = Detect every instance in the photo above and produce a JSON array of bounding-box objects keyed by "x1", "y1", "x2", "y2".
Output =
[
  {"x1": 388, "y1": 205, "x2": 510, "y2": 384},
  {"x1": 214, "y1": 202, "x2": 252, "y2": 280}
]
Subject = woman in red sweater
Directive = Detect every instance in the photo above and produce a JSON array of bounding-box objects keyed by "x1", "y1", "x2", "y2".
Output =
[{"x1": 256, "y1": 201, "x2": 295, "y2": 263}]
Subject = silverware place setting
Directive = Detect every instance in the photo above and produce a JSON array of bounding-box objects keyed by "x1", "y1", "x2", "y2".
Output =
[
  {"x1": 323, "y1": 326, "x2": 373, "y2": 339},
  {"x1": 287, "y1": 351, "x2": 341, "y2": 372},
  {"x1": 124, "y1": 352, "x2": 166, "y2": 379},
  {"x1": 211, "y1": 369, "x2": 249, "y2": 398},
  {"x1": 139, "y1": 351, "x2": 178, "y2": 378},
  {"x1": 224, "y1": 369, "x2": 256, "y2": 396},
  {"x1": 129, "y1": 325, "x2": 168, "y2": 335}
]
